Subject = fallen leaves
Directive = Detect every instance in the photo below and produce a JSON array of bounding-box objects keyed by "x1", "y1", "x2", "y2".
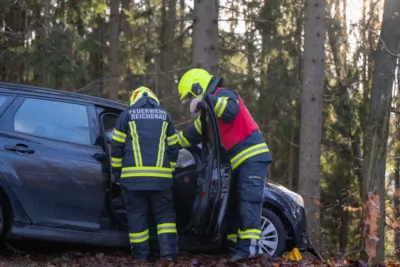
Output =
[
  {"x1": 0, "y1": 242, "x2": 398, "y2": 267},
  {"x1": 342, "y1": 206, "x2": 362, "y2": 212}
]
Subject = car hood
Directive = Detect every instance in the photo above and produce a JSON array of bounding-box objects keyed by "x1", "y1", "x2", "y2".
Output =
[
  {"x1": 263, "y1": 181, "x2": 305, "y2": 228},
  {"x1": 264, "y1": 180, "x2": 304, "y2": 209}
]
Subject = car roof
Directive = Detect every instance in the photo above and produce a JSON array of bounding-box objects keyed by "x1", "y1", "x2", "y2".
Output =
[{"x1": 0, "y1": 82, "x2": 129, "y2": 111}]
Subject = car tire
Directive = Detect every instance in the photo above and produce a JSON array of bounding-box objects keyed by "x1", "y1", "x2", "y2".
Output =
[{"x1": 259, "y1": 208, "x2": 287, "y2": 258}]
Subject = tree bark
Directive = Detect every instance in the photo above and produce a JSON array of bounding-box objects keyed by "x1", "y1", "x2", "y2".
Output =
[
  {"x1": 43, "y1": 0, "x2": 51, "y2": 38},
  {"x1": 361, "y1": 0, "x2": 400, "y2": 262},
  {"x1": 159, "y1": 0, "x2": 178, "y2": 118},
  {"x1": 192, "y1": 0, "x2": 219, "y2": 73},
  {"x1": 2, "y1": 2, "x2": 26, "y2": 83},
  {"x1": 395, "y1": 158, "x2": 400, "y2": 260},
  {"x1": 288, "y1": 124, "x2": 295, "y2": 190},
  {"x1": 339, "y1": 209, "x2": 349, "y2": 253},
  {"x1": 107, "y1": 0, "x2": 121, "y2": 100},
  {"x1": 178, "y1": 0, "x2": 192, "y2": 125},
  {"x1": 395, "y1": 59, "x2": 400, "y2": 261},
  {"x1": 297, "y1": 0, "x2": 326, "y2": 248}
]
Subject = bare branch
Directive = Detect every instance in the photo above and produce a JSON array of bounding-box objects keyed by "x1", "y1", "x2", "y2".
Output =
[
  {"x1": 159, "y1": 25, "x2": 193, "y2": 48},
  {"x1": 391, "y1": 108, "x2": 400, "y2": 114},
  {"x1": 370, "y1": 30, "x2": 400, "y2": 58}
]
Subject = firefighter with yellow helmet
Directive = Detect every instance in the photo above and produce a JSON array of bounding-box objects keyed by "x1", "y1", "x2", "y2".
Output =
[
  {"x1": 110, "y1": 86, "x2": 179, "y2": 262},
  {"x1": 175, "y1": 68, "x2": 273, "y2": 261}
]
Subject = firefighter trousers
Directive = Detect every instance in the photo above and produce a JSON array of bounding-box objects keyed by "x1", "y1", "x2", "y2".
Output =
[
  {"x1": 121, "y1": 186, "x2": 178, "y2": 260},
  {"x1": 225, "y1": 160, "x2": 268, "y2": 257}
]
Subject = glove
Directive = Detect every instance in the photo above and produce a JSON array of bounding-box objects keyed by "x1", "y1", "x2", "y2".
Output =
[{"x1": 190, "y1": 97, "x2": 202, "y2": 114}]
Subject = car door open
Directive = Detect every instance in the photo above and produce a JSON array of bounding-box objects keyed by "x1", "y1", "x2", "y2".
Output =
[{"x1": 190, "y1": 95, "x2": 232, "y2": 243}]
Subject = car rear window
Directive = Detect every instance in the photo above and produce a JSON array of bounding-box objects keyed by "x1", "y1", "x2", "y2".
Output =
[{"x1": 13, "y1": 98, "x2": 91, "y2": 145}]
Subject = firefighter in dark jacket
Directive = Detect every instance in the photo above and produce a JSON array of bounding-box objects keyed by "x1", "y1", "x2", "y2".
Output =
[
  {"x1": 174, "y1": 68, "x2": 272, "y2": 261},
  {"x1": 110, "y1": 86, "x2": 179, "y2": 262}
]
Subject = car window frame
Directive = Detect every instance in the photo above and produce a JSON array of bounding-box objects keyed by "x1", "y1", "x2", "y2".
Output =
[
  {"x1": 0, "y1": 93, "x2": 17, "y2": 117},
  {"x1": 5, "y1": 95, "x2": 97, "y2": 147},
  {"x1": 94, "y1": 106, "x2": 124, "y2": 146}
]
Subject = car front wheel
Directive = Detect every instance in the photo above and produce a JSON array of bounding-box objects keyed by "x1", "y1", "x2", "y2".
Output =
[{"x1": 259, "y1": 208, "x2": 286, "y2": 258}]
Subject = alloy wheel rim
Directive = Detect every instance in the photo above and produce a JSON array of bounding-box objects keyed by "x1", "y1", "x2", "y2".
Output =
[{"x1": 259, "y1": 216, "x2": 278, "y2": 256}]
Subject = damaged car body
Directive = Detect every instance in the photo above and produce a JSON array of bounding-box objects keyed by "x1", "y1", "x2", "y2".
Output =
[{"x1": 0, "y1": 82, "x2": 320, "y2": 259}]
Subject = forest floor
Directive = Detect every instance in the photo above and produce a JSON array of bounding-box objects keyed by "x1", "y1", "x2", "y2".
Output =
[{"x1": 0, "y1": 241, "x2": 398, "y2": 267}]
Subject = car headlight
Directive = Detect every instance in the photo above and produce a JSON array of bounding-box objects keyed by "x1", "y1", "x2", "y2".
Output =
[{"x1": 276, "y1": 185, "x2": 304, "y2": 207}]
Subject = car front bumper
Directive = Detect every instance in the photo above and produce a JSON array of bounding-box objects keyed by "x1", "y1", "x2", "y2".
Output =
[{"x1": 295, "y1": 207, "x2": 323, "y2": 260}]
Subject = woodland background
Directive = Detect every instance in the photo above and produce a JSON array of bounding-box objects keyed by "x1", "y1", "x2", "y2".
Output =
[{"x1": 1, "y1": 0, "x2": 400, "y2": 264}]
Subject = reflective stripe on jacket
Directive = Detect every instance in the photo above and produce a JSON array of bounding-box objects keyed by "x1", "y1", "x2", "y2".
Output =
[
  {"x1": 175, "y1": 80, "x2": 272, "y2": 170},
  {"x1": 212, "y1": 87, "x2": 259, "y2": 150},
  {"x1": 110, "y1": 97, "x2": 179, "y2": 190}
]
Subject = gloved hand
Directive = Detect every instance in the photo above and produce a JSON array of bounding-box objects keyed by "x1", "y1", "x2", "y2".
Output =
[{"x1": 190, "y1": 97, "x2": 202, "y2": 114}]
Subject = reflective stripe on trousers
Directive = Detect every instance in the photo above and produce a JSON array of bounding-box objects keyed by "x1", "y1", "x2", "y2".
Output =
[
  {"x1": 238, "y1": 229, "x2": 261, "y2": 240},
  {"x1": 238, "y1": 229, "x2": 261, "y2": 257},
  {"x1": 157, "y1": 223, "x2": 177, "y2": 235},
  {"x1": 227, "y1": 233, "x2": 238, "y2": 243},
  {"x1": 157, "y1": 222, "x2": 178, "y2": 256},
  {"x1": 129, "y1": 229, "x2": 149, "y2": 244}
]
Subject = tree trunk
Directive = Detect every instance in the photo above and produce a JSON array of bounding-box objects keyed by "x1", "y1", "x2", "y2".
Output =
[
  {"x1": 361, "y1": 0, "x2": 400, "y2": 262},
  {"x1": 339, "y1": 209, "x2": 349, "y2": 253},
  {"x1": 89, "y1": 15, "x2": 106, "y2": 94},
  {"x1": 362, "y1": 0, "x2": 367, "y2": 88},
  {"x1": 327, "y1": 2, "x2": 365, "y2": 245},
  {"x1": 178, "y1": 0, "x2": 192, "y2": 125},
  {"x1": 121, "y1": 0, "x2": 133, "y2": 94},
  {"x1": 292, "y1": 0, "x2": 304, "y2": 191},
  {"x1": 159, "y1": 0, "x2": 178, "y2": 118},
  {"x1": 288, "y1": 124, "x2": 295, "y2": 190},
  {"x1": 192, "y1": 0, "x2": 219, "y2": 73},
  {"x1": 121, "y1": 0, "x2": 131, "y2": 35},
  {"x1": 395, "y1": 59, "x2": 400, "y2": 261},
  {"x1": 107, "y1": 0, "x2": 121, "y2": 100},
  {"x1": 43, "y1": 0, "x2": 51, "y2": 38},
  {"x1": 297, "y1": 0, "x2": 326, "y2": 248},
  {"x1": 2, "y1": 3, "x2": 26, "y2": 83},
  {"x1": 395, "y1": 158, "x2": 400, "y2": 260}
]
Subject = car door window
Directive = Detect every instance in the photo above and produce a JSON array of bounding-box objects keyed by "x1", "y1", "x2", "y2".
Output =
[
  {"x1": 100, "y1": 113, "x2": 119, "y2": 156},
  {"x1": 0, "y1": 96, "x2": 7, "y2": 107},
  {"x1": 13, "y1": 98, "x2": 91, "y2": 145}
]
